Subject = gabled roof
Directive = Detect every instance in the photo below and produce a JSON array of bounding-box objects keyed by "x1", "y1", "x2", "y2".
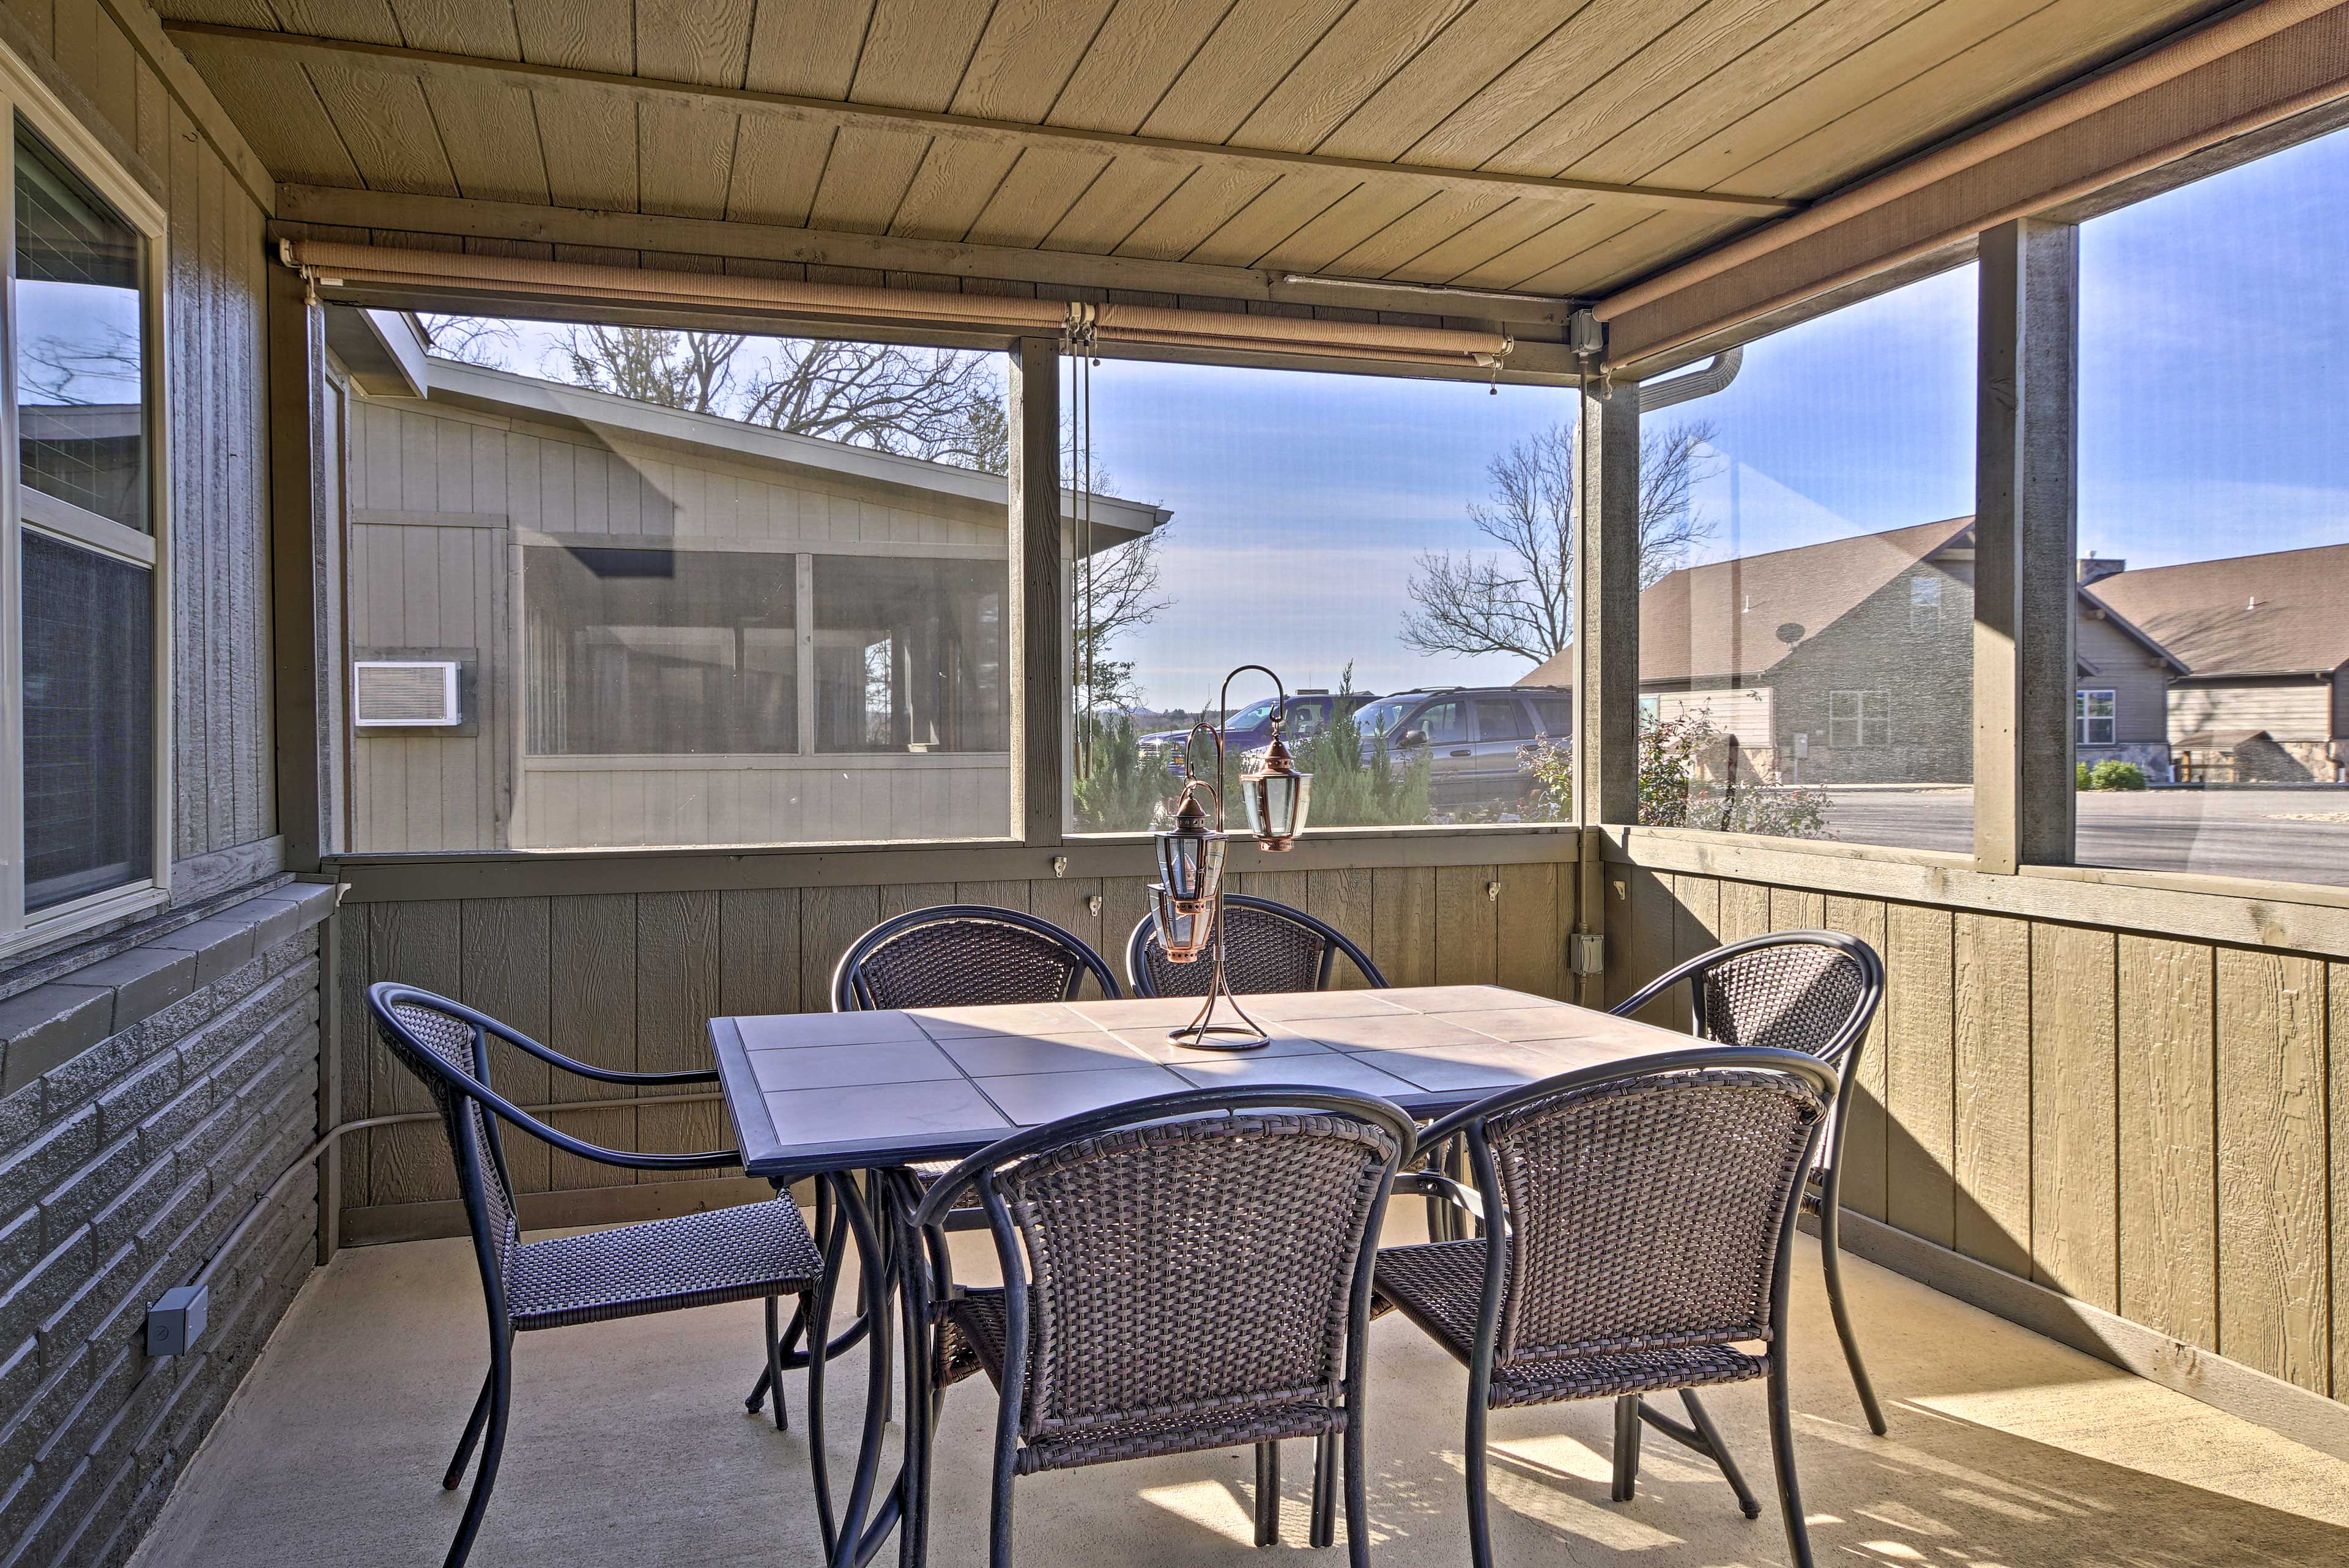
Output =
[
  {"x1": 408, "y1": 357, "x2": 1172, "y2": 547},
  {"x1": 2088, "y1": 543, "x2": 2349, "y2": 679},
  {"x1": 1521, "y1": 517, "x2": 1974, "y2": 688},
  {"x1": 1519, "y1": 514, "x2": 2199, "y2": 689}
]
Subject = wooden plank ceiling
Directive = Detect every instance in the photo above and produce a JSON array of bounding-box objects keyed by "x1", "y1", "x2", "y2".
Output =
[{"x1": 158, "y1": 0, "x2": 2231, "y2": 300}]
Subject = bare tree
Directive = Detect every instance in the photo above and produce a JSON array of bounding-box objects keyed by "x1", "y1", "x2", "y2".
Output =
[
  {"x1": 736, "y1": 338, "x2": 1000, "y2": 461},
  {"x1": 547, "y1": 324, "x2": 745, "y2": 415},
  {"x1": 19, "y1": 323, "x2": 141, "y2": 404},
  {"x1": 418, "y1": 314, "x2": 522, "y2": 369},
  {"x1": 1400, "y1": 417, "x2": 1718, "y2": 666}
]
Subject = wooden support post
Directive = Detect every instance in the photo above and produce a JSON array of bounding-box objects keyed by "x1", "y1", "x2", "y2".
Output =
[
  {"x1": 1573, "y1": 380, "x2": 1642, "y2": 829},
  {"x1": 1974, "y1": 218, "x2": 2079, "y2": 875},
  {"x1": 266, "y1": 261, "x2": 335, "y2": 870},
  {"x1": 1009, "y1": 339, "x2": 1064, "y2": 848}
]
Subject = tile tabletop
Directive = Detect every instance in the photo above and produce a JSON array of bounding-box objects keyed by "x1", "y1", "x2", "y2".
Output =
[{"x1": 710, "y1": 986, "x2": 1696, "y2": 1181}]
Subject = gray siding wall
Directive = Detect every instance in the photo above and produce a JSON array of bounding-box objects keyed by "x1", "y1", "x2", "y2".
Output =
[
  {"x1": 2169, "y1": 679, "x2": 2333, "y2": 745},
  {"x1": 0, "y1": 9, "x2": 317, "y2": 1567},
  {"x1": 2074, "y1": 612, "x2": 2171, "y2": 747},
  {"x1": 0, "y1": 888, "x2": 332, "y2": 1568}
]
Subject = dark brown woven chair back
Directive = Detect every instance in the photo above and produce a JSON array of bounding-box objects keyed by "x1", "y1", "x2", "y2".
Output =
[
  {"x1": 836, "y1": 904, "x2": 1121, "y2": 1011},
  {"x1": 1126, "y1": 894, "x2": 1386, "y2": 998},
  {"x1": 1483, "y1": 1067, "x2": 1828, "y2": 1366},
  {"x1": 1700, "y1": 944, "x2": 1866, "y2": 1059},
  {"x1": 996, "y1": 1112, "x2": 1398, "y2": 1443},
  {"x1": 373, "y1": 996, "x2": 523, "y2": 1308}
]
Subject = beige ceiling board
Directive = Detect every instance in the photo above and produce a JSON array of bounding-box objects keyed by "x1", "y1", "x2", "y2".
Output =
[
  {"x1": 741, "y1": 0, "x2": 874, "y2": 98},
  {"x1": 850, "y1": 0, "x2": 998, "y2": 111},
  {"x1": 508, "y1": 0, "x2": 633, "y2": 72},
  {"x1": 418, "y1": 72, "x2": 547, "y2": 207},
  {"x1": 1227, "y1": 0, "x2": 1477, "y2": 153},
  {"x1": 173, "y1": 38, "x2": 359, "y2": 190},
  {"x1": 963, "y1": 147, "x2": 1115, "y2": 250},
  {"x1": 385, "y1": 0, "x2": 523, "y2": 58},
  {"x1": 1134, "y1": 0, "x2": 1356, "y2": 145},
  {"x1": 637, "y1": 98, "x2": 737, "y2": 221},
  {"x1": 889, "y1": 138, "x2": 1030, "y2": 242},
  {"x1": 724, "y1": 116, "x2": 834, "y2": 229},
  {"x1": 1252, "y1": 182, "x2": 1432, "y2": 275},
  {"x1": 297, "y1": 53, "x2": 453, "y2": 195},
  {"x1": 161, "y1": 22, "x2": 1799, "y2": 225},
  {"x1": 1041, "y1": 0, "x2": 1234, "y2": 133},
  {"x1": 1310, "y1": 0, "x2": 1570, "y2": 163},
  {"x1": 1039, "y1": 157, "x2": 1197, "y2": 254},
  {"x1": 1110, "y1": 163, "x2": 1280, "y2": 261},
  {"x1": 1601, "y1": 0, "x2": 2349, "y2": 370},
  {"x1": 806, "y1": 127, "x2": 930, "y2": 234},
  {"x1": 533, "y1": 84, "x2": 637, "y2": 212},
  {"x1": 633, "y1": 0, "x2": 758, "y2": 87},
  {"x1": 1185, "y1": 168, "x2": 1364, "y2": 270},
  {"x1": 276, "y1": 239, "x2": 1519, "y2": 366},
  {"x1": 272, "y1": 182, "x2": 1586, "y2": 326}
]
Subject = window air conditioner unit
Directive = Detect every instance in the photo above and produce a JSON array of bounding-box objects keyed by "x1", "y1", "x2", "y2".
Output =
[{"x1": 354, "y1": 660, "x2": 460, "y2": 727}]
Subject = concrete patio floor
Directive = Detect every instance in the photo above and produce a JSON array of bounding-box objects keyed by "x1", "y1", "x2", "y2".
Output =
[{"x1": 133, "y1": 1207, "x2": 2349, "y2": 1568}]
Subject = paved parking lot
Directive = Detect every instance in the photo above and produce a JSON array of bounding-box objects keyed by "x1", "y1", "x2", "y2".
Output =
[{"x1": 1810, "y1": 786, "x2": 2349, "y2": 886}]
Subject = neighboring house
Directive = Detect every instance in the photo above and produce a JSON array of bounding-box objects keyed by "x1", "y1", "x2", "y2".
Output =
[
  {"x1": 334, "y1": 350, "x2": 1169, "y2": 851},
  {"x1": 1520, "y1": 519, "x2": 2181, "y2": 784},
  {"x1": 2087, "y1": 544, "x2": 2349, "y2": 783}
]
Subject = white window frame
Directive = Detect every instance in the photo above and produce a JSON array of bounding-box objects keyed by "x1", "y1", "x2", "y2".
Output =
[
  {"x1": 1829, "y1": 689, "x2": 1890, "y2": 748},
  {"x1": 1909, "y1": 574, "x2": 1942, "y2": 632},
  {"x1": 0, "y1": 47, "x2": 171, "y2": 960},
  {"x1": 2077, "y1": 688, "x2": 2117, "y2": 748}
]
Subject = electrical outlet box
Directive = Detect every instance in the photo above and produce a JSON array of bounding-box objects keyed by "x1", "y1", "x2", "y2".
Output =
[
  {"x1": 147, "y1": 1284, "x2": 209, "y2": 1358},
  {"x1": 1568, "y1": 933, "x2": 1605, "y2": 977}
]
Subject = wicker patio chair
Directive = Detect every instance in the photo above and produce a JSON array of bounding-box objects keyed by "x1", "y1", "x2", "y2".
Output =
[
  {"x1": 907, "y1": 1086, "x2": 1416, "y2": 1568},
  {"x1": 1609, "y1": 930, "x2": 1888, "y2": 1434},
  {"x1": 367, "y1": 984, "x2": 822, "y2": 1568},
  {"x1": 836, "y1": 903, "x2": 1123, "y2": 1010},
  {"x1": 1124, "y1": 893, "x2": 1387, "y2": 997},
  {"x1": 1375, "y1": 1048, "x2": 1838, "y2": 1568},
  {"x1": 742, "y1": 904, "x2": 1123, "y2": 1425}
]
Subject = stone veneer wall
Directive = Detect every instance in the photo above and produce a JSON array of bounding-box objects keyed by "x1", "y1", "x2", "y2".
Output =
[{"x1": 0, "y1": 884, "x2": 335, "y2": 1568}]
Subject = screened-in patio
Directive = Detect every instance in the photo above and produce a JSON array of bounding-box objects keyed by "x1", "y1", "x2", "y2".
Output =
[{"x1": 4, "y1": 6, "x2": 2349, "y2": 1568}]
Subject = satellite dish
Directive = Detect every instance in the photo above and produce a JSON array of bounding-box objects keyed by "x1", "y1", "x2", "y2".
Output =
[{"x1": 1776, "y1": 622, "x2": 1806, "y2": 645}]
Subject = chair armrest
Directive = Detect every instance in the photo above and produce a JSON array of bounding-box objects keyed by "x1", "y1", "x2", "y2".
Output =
[
  {"x1": 486, "y1": 1016, "x2": 719, "y2": 1087},
  {"x1": 1395, "y1": 1167, "x2": 1485, "y2": 1222},
  {"x1": 456, "y1": 1065, "x2": 741, "y2": 1172}
]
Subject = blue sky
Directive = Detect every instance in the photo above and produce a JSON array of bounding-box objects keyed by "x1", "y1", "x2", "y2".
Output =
[{"x1": 424, "y1": 120, "x2": 2349, "y2": 715}]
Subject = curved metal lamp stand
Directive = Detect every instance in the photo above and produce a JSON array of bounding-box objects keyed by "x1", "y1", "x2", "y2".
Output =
[{"x1": 1156, "y1": 664, "x2": 1305, "y2": 1052}]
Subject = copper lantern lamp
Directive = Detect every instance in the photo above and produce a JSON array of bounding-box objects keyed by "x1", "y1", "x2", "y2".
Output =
[{"x1": 1146, "y1": 665, "x2": 1313, "y2": 1049}]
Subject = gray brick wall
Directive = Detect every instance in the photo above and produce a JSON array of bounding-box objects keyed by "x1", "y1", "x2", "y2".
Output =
[{"x1": 0, "y1": 887, "x2": 332, "y2": 1568}]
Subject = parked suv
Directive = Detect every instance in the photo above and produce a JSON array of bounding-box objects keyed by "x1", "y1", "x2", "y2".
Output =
[
  {"x1": 1349, "y1": 686, "x2": 1573, "y2": 805},
  {"x1": 1137, "y1": 689, "x2": 1378, "y2": 777}
]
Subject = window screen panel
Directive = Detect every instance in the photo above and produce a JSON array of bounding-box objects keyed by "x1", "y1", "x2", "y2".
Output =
[
  {"x1": 814, "y1": 554, "x2": 1004, "y2": 753},
  {"x1": 22, "y1": 530, "x2": 151, "y2": 909},
  {"x1": 15, "y1": 125, "x2": 145, "y2": 533},
  {"x1": 524, "y1": 547, "x2": 796, "y2": 756}
]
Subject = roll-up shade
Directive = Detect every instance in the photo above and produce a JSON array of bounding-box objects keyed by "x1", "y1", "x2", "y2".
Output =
[{"x1": 278, "y1": 241, "x2": 1515, "y2": 370}]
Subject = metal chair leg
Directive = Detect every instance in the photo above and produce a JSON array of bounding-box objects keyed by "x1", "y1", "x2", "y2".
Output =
[
  {"x1": 764, "y1": 1295, "x2": 790, "y2": 1432},
  {"x1": 1611, "y1": 1395, "x2": 1642, "y2": 1502},
  {"x1": 1341, "y1": 1412, "x2": 1370, "y2": 1568},
  {"x1": 1768, "y1": 1352, "x2": 1816, "y2": 1568},
  {"x1": 1464, "y1": 1392, "x2": 1494, "y2": 1568},
  {"x1": 1253, "y1": 1440, "x2": 1280, "y2": 1547},
  {"x1": 1679, "y1": 1390, "x2": 1761, "y2": 1519},
  {"x1": 1310, "y1": 1428, "x2": 1337, "y2": 1550},
  {"x1": 442, "y1": 1369, "x2": 493, "y2": 1490},
  {"x1": 1817, "y1": 1191, "x2": 1889, "y2": 1435},
  {"x1": 443, "y1": 1334, "x2": 511, "y2": 1568}
]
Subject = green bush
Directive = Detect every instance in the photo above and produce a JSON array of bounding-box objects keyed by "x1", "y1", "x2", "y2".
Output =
[
  {"x1": 1291, "y1": 666, "x2": 1432, "y2": 827},
  {"x1": 2088, "y1": 760, "x2": 2148, "y2": 791},
  {"x1": 2076, "y1": 761, "x2": 2093, "y2": 791},
  {"x1": 1520, "y1": 709, "x2": 1834, "y2": 840},
  {"x1": 1071, "y1": 712, "x2": 1167, "y2": 832}
]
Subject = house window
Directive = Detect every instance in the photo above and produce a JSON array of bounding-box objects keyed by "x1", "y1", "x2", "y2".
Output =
[
  {"x1": 1829, "y1": 690, "x2": 1891, "y2": 748},
  {"x1": 3, "y1": 114, "x2": 165, "y2": 952},
  {"x1": 525, "y1": 547, "x2": 797, "y2": 756},
  {"x1": 1910, "y1": 575, "x2": 1941, "y2": 632},
  {"x1": 2076, "y1": 689, "x2": 2117, "y2": 747}
]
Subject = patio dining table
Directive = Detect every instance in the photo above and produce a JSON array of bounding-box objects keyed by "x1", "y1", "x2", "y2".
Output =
[{"x1": 707, "y1": 982, "x2": 1701, "y2": 1568}]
